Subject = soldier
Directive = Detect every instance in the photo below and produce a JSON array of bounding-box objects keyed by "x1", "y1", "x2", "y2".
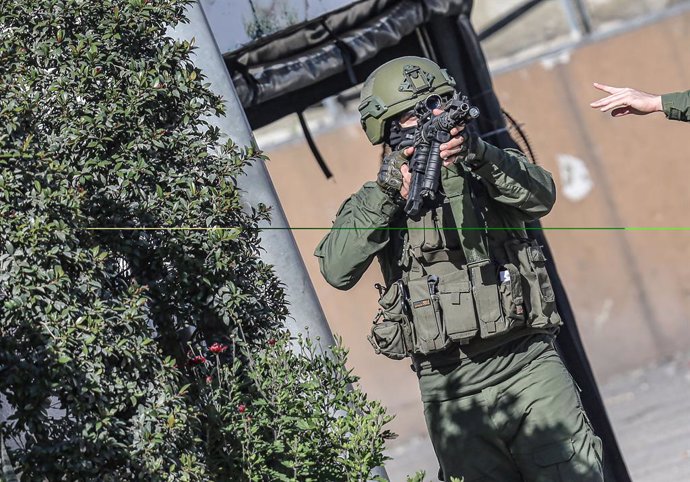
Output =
[
  {"x1": 591, "y1": 82, "x2": 690, "y2": 122},
  {"x1": 314, "y1": 57, "x2": 604, "y2": 481}
]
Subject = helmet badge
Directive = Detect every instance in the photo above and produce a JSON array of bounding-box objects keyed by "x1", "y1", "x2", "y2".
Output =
[{"x1": 398, "y1": 64, "x2": 435, "y2": 94}]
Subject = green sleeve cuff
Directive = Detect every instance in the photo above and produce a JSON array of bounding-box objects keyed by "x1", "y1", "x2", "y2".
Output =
[
  {"x1": 447, "y1": 137, "x2": 501, "y2": 180},
  {"x1": 467, "y1": 138, "x2": 502, "y2": 177},
  {"x1": 662, "y1": 91, "x2": 690, "y2": 122},
  {"x1": 363, "y1": 182, "x2": 402, "y2": 221}
]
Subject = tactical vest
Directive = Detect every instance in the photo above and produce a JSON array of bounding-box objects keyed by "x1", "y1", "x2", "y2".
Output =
[{"x1": 368, "y1": 168, "x2": 562, "y2": 360}]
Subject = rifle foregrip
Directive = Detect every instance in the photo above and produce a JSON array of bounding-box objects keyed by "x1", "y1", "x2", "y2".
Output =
[
  {"x1": 421, "y1": 141, "x2": 443, "y2": 199},
  {"x1": 405, "y1": 142, "x2": 429, "y2": 216}
]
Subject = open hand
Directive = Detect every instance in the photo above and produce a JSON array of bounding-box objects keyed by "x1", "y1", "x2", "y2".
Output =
[{"x1": 590, "y1": 82, "x2": 662, "y2": 117}]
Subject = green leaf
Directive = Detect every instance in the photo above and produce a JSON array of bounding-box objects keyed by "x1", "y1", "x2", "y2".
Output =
[
  {"x1": 0, "y1": 0, "x2": 394, "y2": 478},
  {"x1": 178, "y1": 384, "x2": 191, "y2": 395}
]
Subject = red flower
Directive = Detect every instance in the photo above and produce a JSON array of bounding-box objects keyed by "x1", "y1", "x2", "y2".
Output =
[
  {"x1": 237, "y1": 404, "x2": 247, "y2": 414},
  {"x1": 267, "y1": 338, "x2": 276, "y2": 347},
  {"x1": 209, "y1": 343, "x2": 228, "y2": 354},
  {"x1": 206, "y1": 375, "x2": 213, "y2": 384},
  {"x1": 189, "y1": 355, "x2": 207, "y2": 366}
]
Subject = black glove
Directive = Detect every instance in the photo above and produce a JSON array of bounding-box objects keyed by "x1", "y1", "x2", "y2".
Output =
[
  {"x1": 376, "y1": 150, "x2": 408, "y2": 198},
  {"x1": 456, "y1": 128, "x2": 480, "y2": 166}
]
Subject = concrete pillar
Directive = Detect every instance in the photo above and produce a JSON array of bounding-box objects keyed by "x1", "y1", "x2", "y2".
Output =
[{"x1": 170, "y1": 2, "x2": 335, "y2": 346}]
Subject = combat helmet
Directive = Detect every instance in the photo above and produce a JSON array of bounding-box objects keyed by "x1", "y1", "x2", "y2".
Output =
[{"x1": 358, "y1": 56, "x2": 456, "y2": 145}]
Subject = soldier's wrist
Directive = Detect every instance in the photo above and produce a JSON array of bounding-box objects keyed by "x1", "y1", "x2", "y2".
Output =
[
  {"x1": 661, "y1": 92, "x2": 688, "y2": 120},
  {"x1": 375, "y1": 180, "x2": 401, "y2": 199},
  {"x1": 376, "y1": 187, "x2": 405, "y2": 216},
  {"x1": 360, "y1": 182, "x2": 403, "y2": 219},
  {"x1": 462, "y1": 136, "x2": 488, "y2": 168}
]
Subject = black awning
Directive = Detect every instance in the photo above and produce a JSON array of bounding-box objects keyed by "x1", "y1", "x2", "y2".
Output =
[{"x1": 224, "y1": 0, "x2": 470, "y2": 128}]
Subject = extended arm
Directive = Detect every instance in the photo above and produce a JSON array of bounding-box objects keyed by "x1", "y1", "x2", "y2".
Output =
[
  {"x1": 590, "y1": 83, "x2": 662, "y2": 117},
  {"x1": 590, "y1": 83, "x2": 690, "y2": 122}
]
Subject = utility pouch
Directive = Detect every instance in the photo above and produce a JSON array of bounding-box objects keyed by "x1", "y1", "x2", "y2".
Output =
[
  {"x1": 436, "y1": 270, "x2": 477, "y2": 344},
  {"x1": 421, "y1": 207, "x2": 444, "y2": 251},
  {"x1": 368, "y1": 281, "x2": 414, "y2": 360},
  {"x1": 468, "y1": 261, "x2": 509, "y2": 339},
  {"x1": 504, "y1": 239, "x2": 561, "y2": 328},
  {"x1": 407, "y1": 275, "x2": 452, "y2": 355},
  {"x1": 369, "y1": 319, "x2": 409, "y2": 360},
  {"x1": 498, "y1": 263, "x2": 527, "y2": 331}
]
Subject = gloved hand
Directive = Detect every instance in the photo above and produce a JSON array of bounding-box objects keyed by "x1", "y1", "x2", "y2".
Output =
[
  {"x1": 376, "y1": 150, "x2": 408, "y2": 198},
  {"x1": 455, "y1": 128, "x2": 486, "y2": 167},
  {"x1": 437, "y1": 123, "x2": 481, "y2": 167}
]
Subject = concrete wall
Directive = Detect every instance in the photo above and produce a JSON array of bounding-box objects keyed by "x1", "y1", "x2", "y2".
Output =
[
  {"x1": 260, "y1": 9, "x2": 690, "y2": 448},
  {"x1": 492, "y1": 13, "x2": 690, "y2": 379}
]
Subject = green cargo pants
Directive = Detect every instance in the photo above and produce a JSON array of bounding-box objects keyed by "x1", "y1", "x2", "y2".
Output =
[{"x1": 423, "y1": 348, "x2": 603, "y2": 482}]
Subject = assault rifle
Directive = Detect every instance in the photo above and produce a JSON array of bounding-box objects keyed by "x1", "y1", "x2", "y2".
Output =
[{"x1": 405, "y1": 91, "x2": 480, "y2": 217}]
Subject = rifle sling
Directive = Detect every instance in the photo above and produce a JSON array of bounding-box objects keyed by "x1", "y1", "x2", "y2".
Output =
[{"x1": 442, "y1": 167, "x2": 492, "y2": 265}]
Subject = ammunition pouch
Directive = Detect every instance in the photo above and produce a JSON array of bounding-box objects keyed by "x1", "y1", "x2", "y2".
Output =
[
  {"x1": 504, "y1": 238, "x2": 562, "y2": 328},
  {"x1": 436, "y1": 270, "x2": 477, "y2": 345},
  {"x1": 469, "y1": 259, "x2": 525, "y2": 340},
  {"x1": 368, "y1": 281, "x2": 414, "y2": 360},
  {"x1": 406, "y1": 276, "x2": 453, "y2": 355},
  {"x1": 369, "y1": 239, "x2": 560, "y2": 359}
]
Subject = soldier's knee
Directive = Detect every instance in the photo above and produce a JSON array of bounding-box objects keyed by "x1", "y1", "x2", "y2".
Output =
[{"x1": 513, "y1": 430, "x2": 604, "y2": 482}]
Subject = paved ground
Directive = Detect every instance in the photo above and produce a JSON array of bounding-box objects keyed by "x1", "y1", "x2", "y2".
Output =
[
  {"x1": 383, "y1": 350, "x2": 690, "y2": 482},
  {"x1": 604, "y1": 351, "x2": 690, "y2": 482}
]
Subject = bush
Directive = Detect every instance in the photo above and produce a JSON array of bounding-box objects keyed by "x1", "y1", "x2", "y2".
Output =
[
  {"x1": 0, "y1": 0, "x2": 392, "y2": 480},
  {"x1": 190, "y1": 334, "x2": 392, "y2": 481}
]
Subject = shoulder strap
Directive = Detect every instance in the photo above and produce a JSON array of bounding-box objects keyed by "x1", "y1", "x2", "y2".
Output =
[{"x1": 442, "y1": 169, "x2": 491, "y2": 265}]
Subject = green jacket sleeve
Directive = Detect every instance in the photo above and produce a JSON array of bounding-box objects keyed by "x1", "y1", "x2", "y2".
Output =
[
  {"x1": 458, "y1": 139, "x2": 557, "y2": 221},
  {"x1": 314, "y1": 182, "x2": 402, "y2": 290},
  {"x1": 662, "y1": 91, "x2": 690, "y2": 122}
]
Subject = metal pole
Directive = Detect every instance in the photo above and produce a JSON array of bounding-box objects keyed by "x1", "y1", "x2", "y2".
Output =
[
  {"x1": 560, "y1": 0, "x2": 593, "y2": 37},
  {"x1": 170, "y1": 2, "x2": 335, "y2": 346},
  {"x1": 171, "y1": 6, "x2": 390, "y2": 480}
]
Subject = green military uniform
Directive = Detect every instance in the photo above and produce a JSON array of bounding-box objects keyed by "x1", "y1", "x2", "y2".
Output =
[
  {"x1": 315, "y1": 57, "x2": 603, "y2": 481},
  {"x1": 661, "y1": 90, "x2": 690, "y2": 122}
]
